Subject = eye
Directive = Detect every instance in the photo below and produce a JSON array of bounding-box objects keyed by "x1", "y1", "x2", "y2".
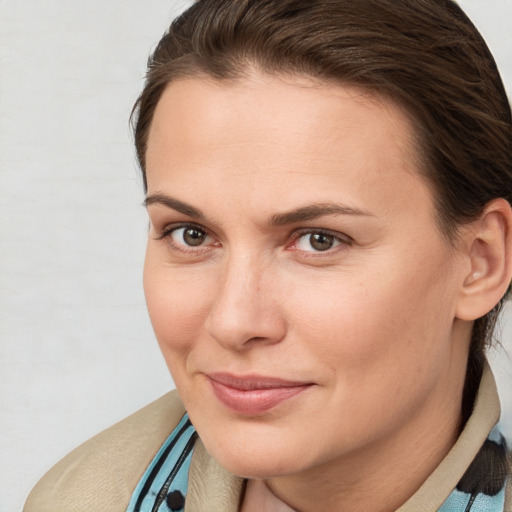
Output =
[
  {"x1": 294, "y1": 231, "x2": 349, "y2": 253},
  {"x1": 167, "y1": 225, "x2": 212, "y2": 248}
]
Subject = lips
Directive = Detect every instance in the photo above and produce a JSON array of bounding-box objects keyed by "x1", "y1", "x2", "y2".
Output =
[{"x1": 207, "y1": 373, "x2": 313, "y2": 415}]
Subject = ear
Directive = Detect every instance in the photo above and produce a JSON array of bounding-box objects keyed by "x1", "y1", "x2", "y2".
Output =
[{"x1": 456, "y1": 198, "x2": 512, "y2": 321}]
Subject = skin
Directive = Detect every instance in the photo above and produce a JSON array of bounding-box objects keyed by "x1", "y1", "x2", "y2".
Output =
[{"x1": 143, "y1": 71, "x2": 482, "y2": 512}]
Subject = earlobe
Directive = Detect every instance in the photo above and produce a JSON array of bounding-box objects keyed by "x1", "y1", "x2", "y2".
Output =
[{"x1": 456, "y1": 198, "x2": 512, "y2": 321}]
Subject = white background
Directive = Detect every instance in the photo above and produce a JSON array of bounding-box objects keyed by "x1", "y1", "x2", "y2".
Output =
[{"x1": 1, "y1": 1, "x2": 511, "y2": 511}]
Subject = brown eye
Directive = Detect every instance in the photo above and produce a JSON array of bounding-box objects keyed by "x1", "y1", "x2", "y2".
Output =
[
  {"x1": 183, "y1": 227, "x2": 207, "y2": 246},
  {"x1": 171, "y1": 226, "x2": 209, "y2": 247},
  {"x1": 295, "y1": 231, "x2": 345, "y2": 252},
  {"x1": 309, "y1": 233, "x2": 335, "y2": 251}
]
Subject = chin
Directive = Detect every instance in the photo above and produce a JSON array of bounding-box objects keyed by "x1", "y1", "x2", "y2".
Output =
[
  {"x1": 195, "y1": 421, "x2": 312, "y2": 479},
  {"x1": 213, "y1": 449, "x2": 302, "y2": 480}
]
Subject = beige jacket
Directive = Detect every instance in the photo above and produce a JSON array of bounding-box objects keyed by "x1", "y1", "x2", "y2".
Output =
[{"x1": 24, "y1": 363, "x2": 511, "y2": 512}]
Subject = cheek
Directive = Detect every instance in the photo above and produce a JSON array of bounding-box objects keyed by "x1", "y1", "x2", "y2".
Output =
[
  {"x1": 287, "y1": 248, "x2": 459, "y2": 381},
  {"x1": 275, "y1": 256, "x2": 459, "y2": 445},
  {"x1": 143, "y1": 248, "x2": 213, "y2": 356}
]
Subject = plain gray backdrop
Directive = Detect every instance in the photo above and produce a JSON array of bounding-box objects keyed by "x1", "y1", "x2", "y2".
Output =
[{"x1": 1, "y1": 1, "x2": 511, "y2": 511}]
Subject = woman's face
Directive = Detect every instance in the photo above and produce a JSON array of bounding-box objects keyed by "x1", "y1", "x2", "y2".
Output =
[{"x1": 143, "y1": 71, "x2": 469, "y2": 479}]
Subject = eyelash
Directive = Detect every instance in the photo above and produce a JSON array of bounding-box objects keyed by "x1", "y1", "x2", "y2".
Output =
[
  {"x1": 288, "y1": 229, "x2": 353, "y2": 256},
  {"x1": 156, "y1": 223, "x2": 353, "y2": 256},
  {"x1": 156, "y1": 223, "x2": 216, "y2": 254}
]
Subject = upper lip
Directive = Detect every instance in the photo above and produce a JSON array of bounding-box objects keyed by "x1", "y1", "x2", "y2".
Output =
[{"x1": 207, "y1": 372, "x2": 312, "y2": 390}]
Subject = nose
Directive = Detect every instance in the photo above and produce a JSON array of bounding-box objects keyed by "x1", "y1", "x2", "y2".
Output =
[{"x1": 205, "y1": 252, "x2": 286, "y2": 351}]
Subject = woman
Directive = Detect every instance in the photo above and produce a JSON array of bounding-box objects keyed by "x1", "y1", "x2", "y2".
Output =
[{"x1": 25, "y1": 0, "x2": 512, "y2": 511}]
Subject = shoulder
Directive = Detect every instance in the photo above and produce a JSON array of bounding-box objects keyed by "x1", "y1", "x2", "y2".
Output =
[{"x1": 24, "y1": 390, "x2": 185, "y2": 512}]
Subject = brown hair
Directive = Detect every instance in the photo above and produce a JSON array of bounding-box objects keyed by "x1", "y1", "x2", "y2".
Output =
[{"x1": 132, "y1": 0, "x2": 512, "y2": 410}]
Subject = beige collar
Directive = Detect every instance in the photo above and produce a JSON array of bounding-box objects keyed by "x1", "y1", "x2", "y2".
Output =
[{"x1": 398, "y1": 361, "x2": 500, "y2": 511}]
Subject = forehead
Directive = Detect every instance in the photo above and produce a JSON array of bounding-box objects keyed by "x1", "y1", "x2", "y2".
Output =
[
  {"x1": 145, "y1": 71, "x2": 434, "y2": 223},
  {"x1": 148, "y1": 71, "x2": 418, "y2": 156}
]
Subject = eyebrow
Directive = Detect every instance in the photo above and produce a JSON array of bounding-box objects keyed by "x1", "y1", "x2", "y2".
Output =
[
  {"x1": 144, "y1": 193, "x2": 373, "y2": 225},
  {"x1": 269, "y1": 203, "x2": 374, "y2": 226},
  {"x1": 144, "y1": 193, "x2": 205, "y2": 219}
]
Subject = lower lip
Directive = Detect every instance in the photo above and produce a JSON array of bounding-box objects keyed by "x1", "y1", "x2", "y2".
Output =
[{"x1": 208, "y1": 379, "x2": 311, "y2": 415}]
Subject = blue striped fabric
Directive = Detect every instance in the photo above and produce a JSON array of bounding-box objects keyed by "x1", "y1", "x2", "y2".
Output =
[
  {"x1": 125, "y1": 414, "x2": 197, "y2": 512},
  {"x1": 438, "y1": 426, "x2": 508, "y2": 512}
]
